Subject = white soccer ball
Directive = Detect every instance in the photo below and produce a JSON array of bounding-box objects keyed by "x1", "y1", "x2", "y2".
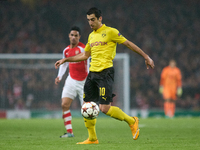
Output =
[{"x1": 81, "y1": 102, "x2": 100, "y2": 119}]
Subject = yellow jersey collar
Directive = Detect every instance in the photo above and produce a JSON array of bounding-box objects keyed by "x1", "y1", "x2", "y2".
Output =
[{"x1": 94, "y1": 24, "x2": 106, "y2": 33}]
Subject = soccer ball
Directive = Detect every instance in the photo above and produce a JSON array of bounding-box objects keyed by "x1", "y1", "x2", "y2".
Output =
[{"x1": 81, "y1": 102, "x2": 100, "y2": 119}]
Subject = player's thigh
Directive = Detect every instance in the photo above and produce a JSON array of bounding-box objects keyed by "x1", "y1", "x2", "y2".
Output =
[
  {"x1": 76, "y1": 80, "x2": 85, "y2": 105},
  {"x1": 163, "y1": 88, "x2": 176, "y2": 100},
  {"x1": 97, "y1": 67, "x2": 114, "y2": 104},
  {"x1": 99, "y1": 103, "x2": 111, "y2": 113},
  {"x1": 171, "y1": 90, "x2": 177, "y2": 100},
  {"x1": 83, "y1": 73, "x2": 99, "y2": 103},
  {"x1": 62, "y1": 76, "x2": 77, "y2": 100},
  {"x1": 62, "y1": 97, "x2": 73, "y2": 108}
]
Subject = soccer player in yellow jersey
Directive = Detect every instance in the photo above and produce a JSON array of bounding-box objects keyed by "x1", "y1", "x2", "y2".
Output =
[{"x1": 55, "y1": 7, "x2": 155, "y2": 144}]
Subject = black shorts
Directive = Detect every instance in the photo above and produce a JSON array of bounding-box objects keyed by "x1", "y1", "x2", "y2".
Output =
[{"x1": 83, "y1": 67, "x2": 115, "y2": 104}]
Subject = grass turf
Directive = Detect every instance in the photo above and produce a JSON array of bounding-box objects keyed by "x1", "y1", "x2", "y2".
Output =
[{"x1": 0, "y1": 117, "x2": 199, "y2": 150}]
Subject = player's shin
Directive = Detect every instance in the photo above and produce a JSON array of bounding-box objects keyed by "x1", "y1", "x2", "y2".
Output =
[
  {"x1": 84, "y1": 118, "x2": 97, "y2": 141},
  {"x1": 63, "y1": 110, "x2": 73, "y2": 134},
  {"x1": 106, "y1": 106, "x2": 135, "y2": 125}
]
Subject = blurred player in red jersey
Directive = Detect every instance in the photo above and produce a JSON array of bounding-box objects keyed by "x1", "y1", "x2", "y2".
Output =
[
  {"x1": 159, "y1": 60, "x2": 182, "y2": 118},
  {"x1": 55, "y1": 26, "x2": 89, "y2": 137}
]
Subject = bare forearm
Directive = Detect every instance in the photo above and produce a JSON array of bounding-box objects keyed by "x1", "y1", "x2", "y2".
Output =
[
  {"x1": 123, "y1": 40, "x2": 149, "y2": 59},
  {"x1": 122, "y1": 40, "x2": 155, "y2": 69},
  {"x1": 64, "y1": 52, "x2": 88, "y2": 62},
  {"x1": 55, "y1": 51, "x2": 90, "y2": 69}
]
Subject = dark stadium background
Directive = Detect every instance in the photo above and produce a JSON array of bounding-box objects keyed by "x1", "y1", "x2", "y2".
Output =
[{"x1": 0, "y1": 0, "x2": 199, "y2": 117}]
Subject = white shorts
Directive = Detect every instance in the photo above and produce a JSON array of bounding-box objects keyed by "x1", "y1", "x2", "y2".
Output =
[{"x1": 62, "y1": 75, "x2": 85, "y2": 105}]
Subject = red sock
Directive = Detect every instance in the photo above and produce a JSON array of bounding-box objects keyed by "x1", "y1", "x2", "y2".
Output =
[{"x1": 63, "y1": 110, "x2": 73, "y2": 134}]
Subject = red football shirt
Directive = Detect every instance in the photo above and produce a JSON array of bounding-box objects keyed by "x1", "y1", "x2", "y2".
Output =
[{"x1": 58, "y1": 42, "x2": 88, "y2": 81}]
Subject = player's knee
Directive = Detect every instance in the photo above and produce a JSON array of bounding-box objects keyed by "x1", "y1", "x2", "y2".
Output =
[
  {"x1": 61, "y1": 102, "x2": 70, "y2": 110},
  {"x1": 99, "y1": 105, "x2": 110, "y2": 114},
  {"x1": 100, "y1": 108, "x2": 107, "y2": 114}
]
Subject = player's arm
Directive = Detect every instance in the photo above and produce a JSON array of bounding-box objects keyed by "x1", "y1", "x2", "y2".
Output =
[
  {"x1": 55, "y1": 62, "x2": 69, "y2": 85},
  {"x1": 176, "y1": 69, "x2": 183, "y2": 97},
  {"x1": 122, "y1": 40, "x2": 155, "y2": 69},
  {"x1": 159, "y1": 69, "x2": 166, "y2": 94},
  {"x1": 55, "y1": 51, "x2": 91, "y2": 69}
]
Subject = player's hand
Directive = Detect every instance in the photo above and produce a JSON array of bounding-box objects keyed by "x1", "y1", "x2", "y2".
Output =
[
  {"x1": 55, "y1": 77, "x2": 61, "y2": 85},
  {"x1": 55, "y1": 59, "x2": 65, "y2": 69},
  {"x1": 145, "y1": 56, "x2": 155, "y2": 69},
  {"x1": 159, "y1": 86, "x2": 163, "y2": 94},
  {"x1": 177, "y1": 87, "x2": 183, "y2": 97}
]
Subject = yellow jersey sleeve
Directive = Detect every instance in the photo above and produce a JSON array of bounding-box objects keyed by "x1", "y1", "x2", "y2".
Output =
[
  {"x1": 110, "y1": 28, "x2": 127, "y2": 44},
  {"x1": 84, "y1": 42, "x2": 91, "y2": 52}
]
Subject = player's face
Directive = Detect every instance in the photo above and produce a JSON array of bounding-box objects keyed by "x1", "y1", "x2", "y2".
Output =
[
  {"x1": 87, "y1": 14, "x2": 102, "y2": 31},
  {"x1": 69, "y1": 30, "x2": 80, "y2": 46},
  {"x1": 169, "y1": 60, "x2": 176, "y2": 68}
]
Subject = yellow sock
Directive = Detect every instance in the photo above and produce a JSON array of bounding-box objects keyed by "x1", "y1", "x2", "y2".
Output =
[
  {"x1": 84, "y1": 118, "x2": 97, "y2": 141},
  {"x1": 106, "y1": 106, "x2": 135, "y2": 125}
]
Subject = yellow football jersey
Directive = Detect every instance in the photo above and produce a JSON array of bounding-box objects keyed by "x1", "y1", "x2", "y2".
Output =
[{"x1": 85, "y1": 24, "x2": 127, "y2": 72}]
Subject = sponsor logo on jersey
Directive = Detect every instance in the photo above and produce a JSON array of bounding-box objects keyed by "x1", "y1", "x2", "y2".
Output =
[{"x1": 90, "y1": 41, "x2": 108, "y2": 47}]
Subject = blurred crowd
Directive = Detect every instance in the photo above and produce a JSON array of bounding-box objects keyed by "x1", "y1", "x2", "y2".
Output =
[{"x1": 0, "y1": 0, "x2": 200, "y2": 110}]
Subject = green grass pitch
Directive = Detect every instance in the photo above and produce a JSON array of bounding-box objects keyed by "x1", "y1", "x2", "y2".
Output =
[{"x1": 0, "y1": 117, "x2": 199, "y2": 150}]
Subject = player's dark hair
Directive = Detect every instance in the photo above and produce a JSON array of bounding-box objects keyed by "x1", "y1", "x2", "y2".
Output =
[
  {"x1": 70, "y1": 26, "x2": 81, "y2": 35},
  {"x1": 87, "y1": 7, "x2": 102, "y2": 19}
]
